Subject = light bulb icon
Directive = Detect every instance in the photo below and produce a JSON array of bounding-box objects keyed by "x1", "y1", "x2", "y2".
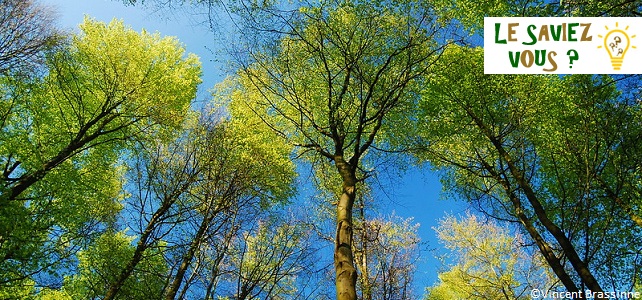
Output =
[
  {"x1": 605, "y1": 30, "x2": 629, "y2": 70},
  {"x1": 598, "y1": 23, "x2": 636, "y2": 71}
]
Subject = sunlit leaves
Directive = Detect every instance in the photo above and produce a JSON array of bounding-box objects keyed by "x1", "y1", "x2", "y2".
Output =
[
  {"x1": 416, "y1": 45, "x2": 559, "y2": 207},
  {"x1": 213, "y1": 82, "x2": 297, "y2": 205},
  {"x1": 224, "y1": 2, "x2": 441, "y2": 297},
  {"x1": 0, "y1": 16, "x2": 201, "y2": 292},
  {"x1": 415, "y1": 43, "x2": 642, "y2": 291},
  {"x1": 426, "y1": 213, "x2": 559, "y2": 300},
  {"x1": 230, "y1": 0, "x2": 437, "y2": 164},
  {"x1": 63, "y1": 230, "x2": 168, "y2": 299},
  {"x1": 230, "y1": 217, "x2": 313, "y2": 299},
  {"x1": 354, "y1": 213, "x2": 421, "y2": 300}
]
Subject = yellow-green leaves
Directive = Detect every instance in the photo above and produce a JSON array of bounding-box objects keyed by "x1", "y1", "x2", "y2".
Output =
[
  {"x1": 226, "y1": 3, "x2": 440, "y2": 297},
  {"x1": 58, "y1": 17, "x2": 201, "y2": 129},
  {"x1": 63, "y1": 231, "x2": 168, "y2": 299},
  {"x1": 416, "y1": 43, "x2": 642, "y2": 293},
  {"x1": 213, "y1": 79, "x2": 297, "y2": 205},
  {"x1": 229, "y1": 0, "x2": 438, "y2": 166},
  {"x1": 231, "y1": 217, "x2": 313, "y2": 299},
  {"x1": 0, "y1": 16, "x2": 201, "y2": 292},
  {"x1": 426, "y1": 213, "x2": 559, "y2": 300}
]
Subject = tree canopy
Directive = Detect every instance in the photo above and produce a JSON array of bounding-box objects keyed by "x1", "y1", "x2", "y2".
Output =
[
  {"x1": 223, "y1": 0, "x2": 442, "y2": 298},
  {"x1": 3, "y1": 0, "x2": 642, "y2": 299},
  {"x1": 412, "y1": 45, "x2": 642, "y2": 296}
]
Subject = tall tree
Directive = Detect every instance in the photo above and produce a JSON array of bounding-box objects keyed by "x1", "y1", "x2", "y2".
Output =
[
  {"x1": 413, "y1": 46, "x2": 642, "y2": 296},
  {"x1": 0, "y1": 17, "x2": 201, "y2": 292},
  {"x1": 48, "y1": 230, "x2": 169, "y2": 300},
  {"x1": 224, "y1": 0, "x2": 442, "y2": 297},
  {"x1": 97, "y1": 103, "x2": 295, "y2": 300},
  {"x1": 162, "y1": 108, "x2": 296, "y2": 300},
  {"x1": 34, "y1": 107, "x2": 300, "y2": 300},
  {"x1": 227, "y1": 215, "x2": 316, "y2": 300}
]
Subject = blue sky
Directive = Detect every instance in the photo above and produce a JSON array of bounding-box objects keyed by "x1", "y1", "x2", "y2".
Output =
[{"x1": 42, "y1": 0, "x2": 470, "y2": 292}]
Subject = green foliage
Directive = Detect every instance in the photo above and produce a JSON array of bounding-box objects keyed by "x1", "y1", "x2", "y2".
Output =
[
  {"x1": 425, "y1": 213, "x2": 558, "y2": 300},
  {"x1": 415, "y1": 44, "x2": 642, "y2": 291},
  {"x1": 416, "y1": 45, "x2": 560, "y2": 197},
  {"x1": 62, "y1": 230, "x2": 168, "y2": 299},
  {"x1": 227, "y1": 0, "x2": 437, "y2": 165},
  {"x1": 0, "y1": 16, "x2": 200, "y2": 290},
  {"x1": 85, "y1": 107, "x2": 298, "y2": 299},
  {"x1": 0, "y1": 277, "x2": 35, "y2": 300},
  {"x1": 223, "y1": 1, "x2": 441, "y2": 298},
  {"x1": 230, "y1": 216, "x2": 314, "y2": 299},
  {"x1": 431, "y1": 0, "x2": 510, "y2": 33},
  {"x1": 217, "y1": 103, "x2": 297, "y2": 206},
  {"x1": 431, "y1": 0, "x2": 642, "y2": 35},
  {"x1": 6, "y1": 0, "x2": 641, "y2": 298}
]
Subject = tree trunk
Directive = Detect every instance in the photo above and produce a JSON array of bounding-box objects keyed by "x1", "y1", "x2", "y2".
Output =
[
  {"x1": 104, "y1": 193, "x2": 181, "y2": 300},
  {"x1": 334, "y1": 156, "x2": 358, "y2": 300},
  {"x1": 479, "y1": 158, "x2": 582, "y2": 295},
  {"x1": 103, "y1": 226, "x2": 153, "y2": 300},
  {"x1": 467, "y1": 107, "x2": 605, "y2": 296},
  {"x1": 165, "y1": 212, "x2": 211, "y2": 300},
  {"x1": 356, "y1": 204, "x2": 372, "y2": 300},
  {"x1": 493, "y1": 141, "x2": 605, "y2": 295}
]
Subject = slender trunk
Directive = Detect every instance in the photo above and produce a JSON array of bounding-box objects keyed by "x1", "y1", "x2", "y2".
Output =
[
  {"x1": 356, "y1": 204, "x2": 372, "y2": 300},
  {"x1": 176, "y1": 259, "x2": 199, "y2": 300},
  {"x1": 165, "y1": 213, "x2": 211, "y2": 300},
  {"x1": 203, "y1": 249, "x2": 225, "y2": 300},
  {"x1": 104, "y1": 194, "x2": 184, "y2": 299},
  {"x1": 103, "y1": 219, "x2": 157, "y2": 300},
  {"x1": 466, "y1": 106, "x2": 605, "y2": 296},
  {"x1": 513, "y1": 199, "x2": 583, "y2": 296},
  {"x1": 204, "y1": 218, "x2": 237, "y2": 300},
  {"x1": 594, "y1": 174, "x2": 642, "y2": 227},
  {"x1": 334, "y1": 156, "x2": 357, "y2": 300},
  {"x1": 494, "y1": 142, "x2": 604, "y2": 294},
  {"x1": 479, "y1": 158, "x2": 582, "y2": 295}
]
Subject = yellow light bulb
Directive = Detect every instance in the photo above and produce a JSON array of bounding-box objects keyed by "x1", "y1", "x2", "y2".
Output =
[{"x1": 603, "y1": 29, "x2": 630, "y2": 70}]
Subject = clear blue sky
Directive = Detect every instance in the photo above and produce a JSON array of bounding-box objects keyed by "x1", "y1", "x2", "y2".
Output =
[{"x1": 42, "y1": 0, "x2": 470, "y2": 292}]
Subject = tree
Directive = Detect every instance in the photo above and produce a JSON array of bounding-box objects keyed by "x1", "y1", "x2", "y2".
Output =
[
  {"x1": 160, "y1": 109, "x2": 296, "y2": 300},
  {"x1": 413, "y1": 46, "x2": 642, "y2": 297},
  {"x1": 0, "y1": 17, "x2": 201, "y2": 292},
  {"x1": 353, "y1": 211, "x2": 421, "y2": 300},
  {"x1": 0, "y1": 0, "x2": 61, "y2": 75},
  {"x1": 425, "y1": 213, "x2": 559, "y2": 300},
  {"x1": 95, "y1": 104, "x2": 295, "y2": 300},
  {"x1": 100, "y1": 118, "x2": 203, "y2": 300},
  {"x1": 56, "y1": 230, "x2": 168, "y2": 300},
  {"x1": 223, "y1": 0, "x2": 442, "y2": 298},
  {"x1": 226, "y1": 215, "x2": 316, "y2": 300},
  {"x1": 350, "y1": 191, "x2": 421, "y2": 300}
]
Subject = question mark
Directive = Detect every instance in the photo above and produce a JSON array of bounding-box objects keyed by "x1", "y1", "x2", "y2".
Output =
[
  {"x1": 567, "y1": 49, "x2": 579, "y2": 68},
  {"x1": 614, "y1": 36, "x2": 622, "y2": 45}
]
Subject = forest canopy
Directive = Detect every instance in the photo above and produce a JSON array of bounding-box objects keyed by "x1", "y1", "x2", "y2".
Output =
[{"x1": 1, "y1": 0, "x2": 641, "y2": 299}]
